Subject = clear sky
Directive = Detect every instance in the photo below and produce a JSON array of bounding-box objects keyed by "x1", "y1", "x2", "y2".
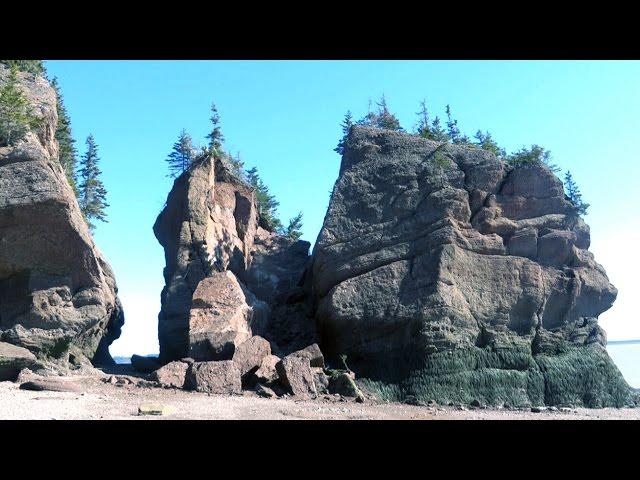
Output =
[{"x1": 43, "y1": 60, "x2": 640, "y2": 356}]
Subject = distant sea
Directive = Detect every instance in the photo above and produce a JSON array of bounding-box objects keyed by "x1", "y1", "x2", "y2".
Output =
[
  {"x1": 607, "y1": 341, "x2": 640, "y2": 388},
  {"x1": 112, "y1": 343, "x2": 639, "y2": 389}
]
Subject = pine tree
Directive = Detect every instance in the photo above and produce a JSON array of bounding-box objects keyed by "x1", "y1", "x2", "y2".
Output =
[
  {"x1": 282, "y1": 212, "x2": 303, "y2": 240},
  {"x1": 429, "y1": 116, "x2": 449, "y2": 142},
  {"x1": 564, "y1": 171, "x2": 590, "y2": 216},
  {"x1": 50, "y1": 77, "x2": 78, "y2": 192},
  {"x1": 357, "y1": 99, "x2": 376, "y2": 126},
  {"x1": 444, "y1": 104, "x2": 470, "y2": 143},
  {"x1": 415, "y1": 100, "x2": 431, "y2": 138},
  {"x1": 229, "y1": 151, "x2": 245, "y2": 179},
  {"x1": 78, "y1": 135, "x2": 108, "y2": 230},
  {"x1": 166, "y1": 129, "x2": 195, "y2": 178},
  {"x1": 374, "y1": 95, "x2": 402, "y2": 131},
  {"x1": 245, "y1": 166, "x2": 282, "y2": 232},
  {"x1": 0, "y1": 60, "x2": 47, "y2": 76},
  {"x1": 473, "y1": 130, "x2": 505, "y2": 157},
  {"x1": 206, "y1": 102, "x2": 224, "y2": 156},
  {"x1": 334, "y1": 110, "x2": 354, "y2": 155},
  {"x1": 507, "y1": 145, "x2": 559, "y2": 172},
  {"x1": 0, "y1": 65, "x2": 41, "y2": 146}
]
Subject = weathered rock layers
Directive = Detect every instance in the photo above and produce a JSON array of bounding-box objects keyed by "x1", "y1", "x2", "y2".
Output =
[
  {"x1": 154, "y1": 155, "x2": 315, "y2": 363},
  {"x1": 312, "y1": 126, "x2": 632, "y2": 407},
  {"x1": 0, "y1": 66, "x2": 124, "y2": 377}
]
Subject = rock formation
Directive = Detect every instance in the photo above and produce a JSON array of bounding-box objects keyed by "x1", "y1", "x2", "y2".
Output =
[
  {"x1": 0, "y1": 66, "x2": 124, "y2": 375},
  {"x1": 312, "y1": 126, "x2": 632, "y2": 408},
  {"x1": 154, "y1": 155, "x2": 315, "y2": 363}
]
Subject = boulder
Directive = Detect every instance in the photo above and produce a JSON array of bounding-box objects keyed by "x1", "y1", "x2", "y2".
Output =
[
  {"x1": 19, "y1": 376, "x2": 83, "y2": 393},
  {"x1": 291, "y1": 343, "x2": 324, "y2": 368},
  {"x1": 186, "y1": 360, "x2": 242, "y2": 394},
  {"x1": 130, "y1": 354, "x2": 161, "y2": 373},
  {"x1": 0, "y1": 66, "x2": 124, "y2": 368},
  {"x1": 232, "y1": 335, "x2": 271, "y2": 377},
  {"x1": 276, "y1": 354, "x2": 316, "y2": 399},
  {"x1": 187, "y1": 272, "x2": 267, "y2": 361},
  {"x1": 312, "y1": 125, "x2": 630, "y2": 408},
  {"x1": 149, "y1": 361, "x2": 189, "y2": 389},
  {"x1": 254, "y1": 354, "x2": 281, "y2": 384},
  {"x1": 0, "y1": 342, "x2": 38, "y2": 381}
]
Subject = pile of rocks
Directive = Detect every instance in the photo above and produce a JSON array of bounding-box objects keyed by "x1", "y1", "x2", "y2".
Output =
[{"x1": 145, "y1": 337, "x2": 364, "y2": 401}]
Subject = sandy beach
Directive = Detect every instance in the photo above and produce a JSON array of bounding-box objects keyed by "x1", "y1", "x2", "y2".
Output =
[{"x1": 1, "y1": 374, "x2": 638, "y2": 420}]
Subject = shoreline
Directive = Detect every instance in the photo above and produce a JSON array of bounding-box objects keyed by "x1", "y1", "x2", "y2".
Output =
[{"x1": 2, "y1": 375, "x2": 639, "y2": 421}]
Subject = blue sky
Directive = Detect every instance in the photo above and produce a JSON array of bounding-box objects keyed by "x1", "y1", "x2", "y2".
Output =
[{"x1": 43, "y1": 60, "x2": 640, "y2": 356}]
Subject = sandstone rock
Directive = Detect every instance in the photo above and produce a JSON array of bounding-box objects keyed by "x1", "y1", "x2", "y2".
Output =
[
  {"x1": 187, "y1": 271, "x2": 267, "y2": 361},
  {"x1": 138, "y1": 404, "x2": 175, "y2": 416},
  {"x1": 254, "y1": 354, "x2": 281, "y2": 384},
  {"x1": 130, "y1": 354, "x2": 161, "y2": 373},
  {"x1": 149, "y1": 361, "x2": 189, "y2": 389},
  {"x1": 0, "y1": 66, "x2": 124, "y2": 368},
  {"x1": 312, "y1": 125, "x2": 629, "y2": 408},
  {"x1": 20, "y1": 376, "x2": 83, "y2": 393},
  {"x1": 232, "y1": 335, "x2": 271, "y2": 377},
  {"x1": 154, "y1": 154, "x2": 316, "y2": 363},
  {"x1": 276, "y1": 355, "x2": 316, "y2": 399},
  {"x1": 154, "y1": 155, "x2": 260, "y2": 362},
  {"x1": 0, "y1": 341, "x2": 38, "y2": 381},
  {"x1": 187, "y1": 360, "x2": 242, "y2": 394},
  {"x1": 291, "y1": 343, "x2": 324, "y2": 368}
]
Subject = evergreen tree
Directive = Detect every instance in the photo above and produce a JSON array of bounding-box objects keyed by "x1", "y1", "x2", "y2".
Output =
[
  {"x1": 429, "y1": 116, "x2": 449, "y2": 142},
  {"x1": 473, "y1": 130, "x2": 505, "y2": 157},
  {"x1": 245, "y1": 166, "x2": 282, "y2": 232},
  {"x1": 374, "y1": 95, "x2": 403, "y2": 131},
  {"x1": 206, "y1": 102, "x2": 224, "y2": 156},
  {"x1": 78, "y1": 135, "x2": 108, "y2": 230},
  {"x1": 50, "y1": 77, "x2": 78, "y2": 192},
  {"x1": 507, "y1": 144, "x2": 559, "y2": 172},
  {"x1": 0, "y1": 65, "x2": 41, "y2": 146},
  {"x1": 229, "y1": 151, "x2": 245, "y2": 179},
  {"x1": 415, "y1": 100, "x2": 432, "y2": 138},
  {"x1": 356, "y1": 99, "x2": 376, "y2": 126},
  {"x1": 564, "y1": 171, "x2": 590, "y2": 216},
  {"x1": 282, "y1": 212, "x2": 303, "y2": 240},
  {"x1": 0, "y1": 60, "x2": 47, "y2": 76},
  {"x1": 166, "y1": 129, "x2": 195, "y2": 178},
  {"x1": 334, "y1": 110, "x2": 354, "y2": 155}
]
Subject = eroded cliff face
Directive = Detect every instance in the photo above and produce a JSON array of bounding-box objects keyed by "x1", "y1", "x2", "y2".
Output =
[
  {"x1": 154, "y1": 156, "x2": 315, "y2": 363},
  {"x1": 312, "y1": 126, "x2": 631, "y2": 407},
  {"x1": 0, "y1": 66, "x2": 124, "y2": 376}
]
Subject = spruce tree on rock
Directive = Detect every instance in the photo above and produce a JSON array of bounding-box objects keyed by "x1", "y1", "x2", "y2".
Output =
[
  {"x1": 415, "y1": 100, "x2": 432, "y2": 139},
  {"x1": 245, "y1": 166, "x2": 282, "y2": 232},
  {"x1": 206, "y1": 102, "x2": 224, "y2": 156},
  {"x1": 51, "y1": 77, "x2": 78, "y2": 192},
  {"x1": 374, "y1": 95, "x2": 403, "y2": 131},
  {"x1": 335, "y1": 110, "x2": 354, "y2": 155},
  {"x1": 564, "y1": 171, "x2": 590, "y2": 216},
  {"x1": 0, "y1": 65, "x2": 41, "y2": 146},
  {"x1": 429, "y1": 116, "x2": 449, "y2": 142},
  {"x1": 445, "y1": 104, "x2": 469, "y2": 144},
  {"x1": 0, "y1": 60, "x2": 47, "y2": 76},
  {"x1": 166, "y1": 129, "x2": 195, "y2": 178},
  {"x1": 473, "y1": 130, "x2": 505, "y2": 157},
  {"x1": 282, "y1": 212, "x2": 303, "y2": 240},
  {"x1": 78, "y1": 134, "x2": 109, "y2": 230}
]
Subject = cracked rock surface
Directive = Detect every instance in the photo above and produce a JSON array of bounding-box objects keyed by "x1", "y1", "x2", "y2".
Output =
[
  {"x1": 312, "y1": 126, "x2": 631, "y2": 407},
  {"x1": 0, "y1": 66, "x2": 124, "y2": 369}
]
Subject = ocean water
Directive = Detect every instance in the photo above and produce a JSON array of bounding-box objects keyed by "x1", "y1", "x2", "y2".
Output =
[{"x1": 607, "y1": 342, "x2": 640, "y2": 388}]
